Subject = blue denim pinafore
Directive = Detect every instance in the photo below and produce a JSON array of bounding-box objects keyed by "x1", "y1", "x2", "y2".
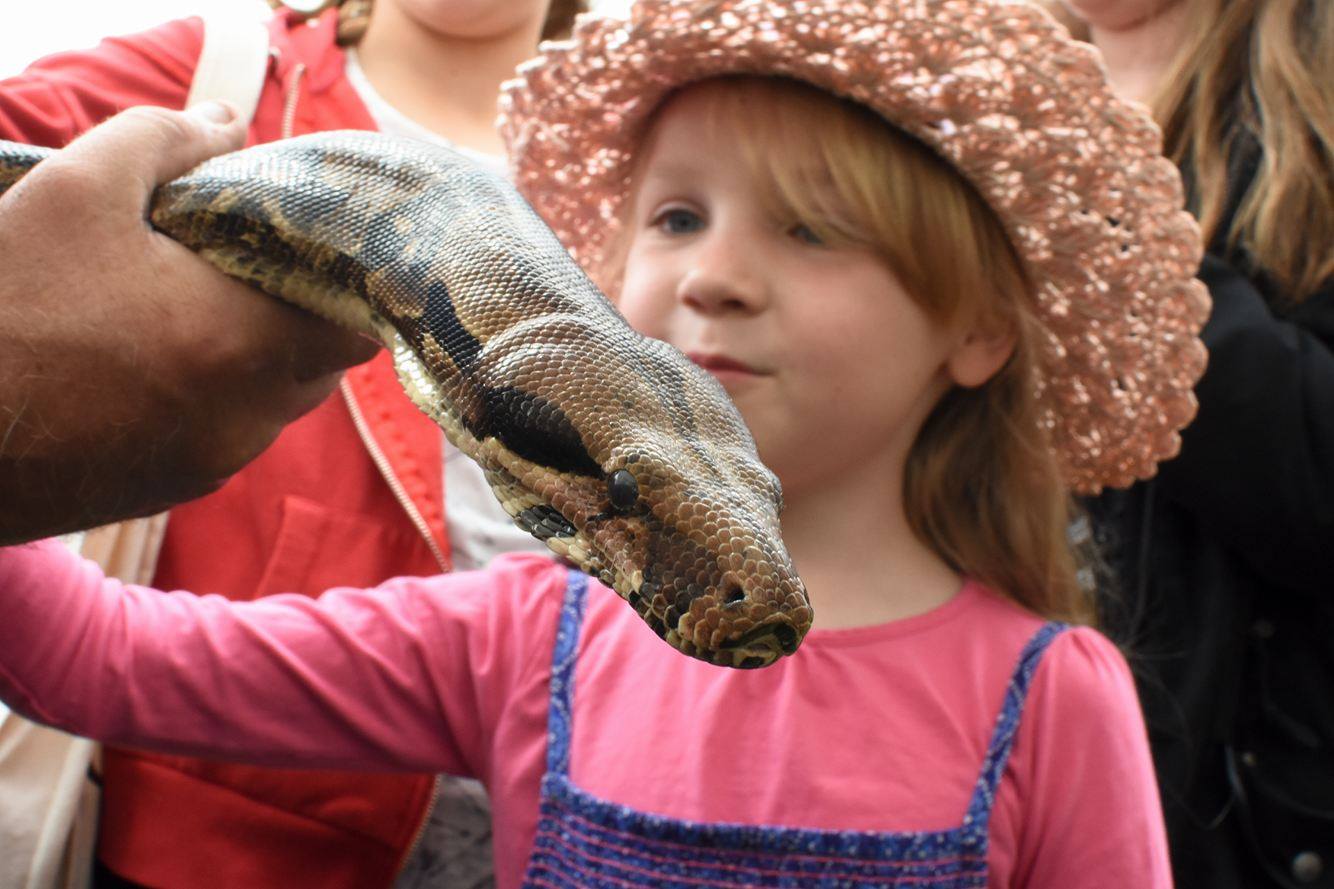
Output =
[{"x1": 521, "y1": 573, "x2": 1066, "y2": 888}]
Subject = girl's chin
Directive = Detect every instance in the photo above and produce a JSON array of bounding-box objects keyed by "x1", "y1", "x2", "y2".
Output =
[{"x1": 708, "y1": 368, "x2": 765, "y2": 392}]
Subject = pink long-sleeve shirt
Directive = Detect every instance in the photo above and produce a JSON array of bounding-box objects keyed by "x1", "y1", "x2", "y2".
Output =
[{"x1": 0, "y1": 540, "x2": 1171, "y2": 887}]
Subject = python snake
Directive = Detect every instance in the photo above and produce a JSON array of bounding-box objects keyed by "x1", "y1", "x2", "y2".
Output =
[{"x1": 0, "y1": 131, "x2": 811, "y2": 668}]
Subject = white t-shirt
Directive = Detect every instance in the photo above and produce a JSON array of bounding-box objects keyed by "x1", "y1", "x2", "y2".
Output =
[{"x1": 345, "y1": 50, "x2": 545, "y2": 572}]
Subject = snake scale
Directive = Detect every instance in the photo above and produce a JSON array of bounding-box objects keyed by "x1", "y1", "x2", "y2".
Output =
[{"x1": 0, "y1": 131, "x2": 812, "y2": 668}]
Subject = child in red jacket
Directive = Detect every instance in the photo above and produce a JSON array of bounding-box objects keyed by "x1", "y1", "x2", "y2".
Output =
[{"x1": 0, "y1": 2, "x2": 583, "y2": 886}]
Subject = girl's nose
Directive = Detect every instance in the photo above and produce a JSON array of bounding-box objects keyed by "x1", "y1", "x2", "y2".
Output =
[{"x1": 676, "y1": 241, "x2": 768, "y2": 316}]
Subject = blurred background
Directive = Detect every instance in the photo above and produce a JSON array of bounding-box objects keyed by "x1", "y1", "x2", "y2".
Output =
[{"x1": 1, "y1": 0, "x2": 632, "y2": 78}]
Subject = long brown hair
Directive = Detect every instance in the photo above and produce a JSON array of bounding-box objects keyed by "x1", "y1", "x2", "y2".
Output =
[
  {"x1": 1157, "y1": 0, "x2": 1333, "y2": 299},
  {"x1": 1049, "y1": 0, "x2": 1334, "y2": 299},
  {"x1": 616, "y1": 78, "x2": 1094, "y2": 623}
]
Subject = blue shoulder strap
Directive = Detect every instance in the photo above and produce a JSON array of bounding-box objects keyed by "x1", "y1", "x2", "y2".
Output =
[
  {"x1": 963, "y1": 621, "x2": 1069, "y2": 838},
  {"x1": 544, "y1": 570, "x2": 590, "y2": 777}
]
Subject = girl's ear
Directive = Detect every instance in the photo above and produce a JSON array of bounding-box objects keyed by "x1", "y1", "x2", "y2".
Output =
[{"x1": 946, "y1": 323, "x2": 1017, "y2": 389}]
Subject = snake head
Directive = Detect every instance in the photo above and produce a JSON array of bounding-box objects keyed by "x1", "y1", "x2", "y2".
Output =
[
  {"x1": 584, "y1": 438, "x2": 810, "y2": 670},
  {"x1": 485, "y1": 439, "x2": 812, "y2": 669},
  {"x1": 471, "y1": 321, "x2": 813, "y2": 669}
]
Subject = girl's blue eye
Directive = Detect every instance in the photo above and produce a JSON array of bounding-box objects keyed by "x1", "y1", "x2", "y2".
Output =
[
  {"x1": 655, "y1": 207, "x2": 704, "y2": 235},
  {"x1": 789, "y1": 223, "x2": 824, "y2": 246}
]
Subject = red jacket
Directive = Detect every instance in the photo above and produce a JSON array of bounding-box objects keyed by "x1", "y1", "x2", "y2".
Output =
[{"x1": 0, "y1": 9, "x2": 449, "y2": 887}]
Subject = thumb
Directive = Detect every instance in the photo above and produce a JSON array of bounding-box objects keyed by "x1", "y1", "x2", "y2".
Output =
[{"x1": 54, "y1": 102, "x2": 248, "y2": 209}]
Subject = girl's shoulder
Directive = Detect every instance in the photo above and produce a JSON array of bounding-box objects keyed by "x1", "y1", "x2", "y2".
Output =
[
  {"x1": 360, "y1": 553, "x2": 578, "y2": 702},
  {"x1": 967, "y1": 582, "x2": 1134, "y2": 700},
  {"x1": 980, "y1": 581, "x2": 1124, "y2": 672},
  {"x1": 964, "y1": 588, "x2": 1145, "y2": 763},
  {"x1": 990, "y1": 607, "x2": 1169, "y2": 884},
  {"x1": 1029, "y1": 623, "x2": 1139, "y2": 722}
]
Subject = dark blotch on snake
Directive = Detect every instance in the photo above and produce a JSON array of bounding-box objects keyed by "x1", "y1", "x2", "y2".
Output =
[
  {"x1": 472, "y1": 386, "x2": 602, "y2": 477},
  {"x1": 644, "y1": 613, "x2": 669, "y2": 640},
  {"x1": 277, "y1": 177, "x2": 353, "y2": 231},
  {"x1": 359, "y1": 204, "x2": 431, "y2": 284},
  {"x1": 422, "y1": 280, "x2": 482, "y2": 373}
]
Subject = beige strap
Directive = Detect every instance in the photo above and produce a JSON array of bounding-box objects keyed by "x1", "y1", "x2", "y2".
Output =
[
  {"x1": 185, "y1": 10, "x2": 271, "y2": 126},
  {"x1": 77, "y1": 513, "x2": 171, "y2": 587},
  {"x1": 0, "y1": 719, "x2": 97, "y2": 889}
]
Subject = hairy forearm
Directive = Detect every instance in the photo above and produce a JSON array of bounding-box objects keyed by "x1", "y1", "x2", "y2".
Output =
[{"x1": 0, "y1": 105, "x2": 374, "y2": 544}]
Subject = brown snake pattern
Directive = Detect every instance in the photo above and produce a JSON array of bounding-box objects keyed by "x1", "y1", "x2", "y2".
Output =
[{"x1": 0, "y1": 131, "x2": 812, "y2": 667}]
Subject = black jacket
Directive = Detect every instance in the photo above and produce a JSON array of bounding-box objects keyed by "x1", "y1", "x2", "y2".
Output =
[{"x1": 1090, "y1": 147, "x2": 1334, "y2": 888}]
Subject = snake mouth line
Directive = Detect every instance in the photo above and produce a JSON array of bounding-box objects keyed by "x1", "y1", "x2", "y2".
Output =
[
  {"x1": 624, "y1": 574, "x2": 801, "y2": 669},
  {"x1": 704, "y1": 618, "x2": 800, "y2": 669},
  {"x1": 724, "y1": 620, "x2": 800, "y2": 655}
]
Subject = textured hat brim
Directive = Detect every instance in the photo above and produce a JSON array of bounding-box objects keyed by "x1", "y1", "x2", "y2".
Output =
[{"x1": 499, "y1": 0, "x2": 1210, "y2": 493}]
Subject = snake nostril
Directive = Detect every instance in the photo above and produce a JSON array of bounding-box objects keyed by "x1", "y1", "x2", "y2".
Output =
[{"x1": 723, "y1": 583, "x2": 745, "y2": 606}]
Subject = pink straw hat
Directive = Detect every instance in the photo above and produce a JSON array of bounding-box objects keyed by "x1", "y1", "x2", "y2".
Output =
[{"x1": 497, "y1": 0, "x2": 1210, "y2": 493}]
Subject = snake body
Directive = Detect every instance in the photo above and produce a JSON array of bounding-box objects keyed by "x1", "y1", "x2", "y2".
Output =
[{"x1": 0, "y1": 132, "x2": 811, "y2": 667}]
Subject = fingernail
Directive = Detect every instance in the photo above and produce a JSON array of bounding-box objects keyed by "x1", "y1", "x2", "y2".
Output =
[{"x1": 188, "y1": 100, "x2": 236, "y2": 125}]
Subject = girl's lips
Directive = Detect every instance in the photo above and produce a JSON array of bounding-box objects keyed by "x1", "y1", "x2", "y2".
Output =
[{"x1": 686, "y1": 352, "x2": 761, "y2": 376}]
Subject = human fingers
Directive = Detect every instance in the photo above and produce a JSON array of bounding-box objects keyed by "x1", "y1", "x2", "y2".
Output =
[
  {"x1": 273, "y1": 299, "x2": 381, "y2": 384},
  {"x1": 39, "y1": 102, "x2": 247, "y2": 216},
  {"x1": 62, "y1": 103, "x2": 379, "y2": 384}
]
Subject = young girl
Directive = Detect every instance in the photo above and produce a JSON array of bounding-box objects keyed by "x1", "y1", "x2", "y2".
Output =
[
  {"x1": 1, "y1": 0, "x2": 1209, "y2": 885},
  {"x1": 0, "y1": 2, "x2": 583, "y2": 886}
]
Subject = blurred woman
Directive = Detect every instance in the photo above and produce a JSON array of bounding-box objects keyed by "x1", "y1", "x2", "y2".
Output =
[{"x1": 1055, "y1": 2, "x2": 1334, "y2": 886}]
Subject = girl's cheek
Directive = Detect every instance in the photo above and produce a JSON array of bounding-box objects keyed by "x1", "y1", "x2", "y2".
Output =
[
  {"x1": 616, "y1": 291, "x2": 663, "y2": 340},
  {"x1": 615, "y1": 254, "x2": 675, "y2": 340}
]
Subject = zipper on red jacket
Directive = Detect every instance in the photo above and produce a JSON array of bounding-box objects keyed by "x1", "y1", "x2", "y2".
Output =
[
  {"x1": 276, "y1": 55, "x2": 448, "y2": 572},
  {"x1": 341, "y1": 378, "x2": 449, "y2": 572},
  {"x1": 280, "y1": 60, "x2": 306, "y2": 139},
  {"x1": 393, "y1": 774, "x2": 444, "y2": 882},
  {"x1": 278, "y1": 53, "x2": 447, "y2": 571}
]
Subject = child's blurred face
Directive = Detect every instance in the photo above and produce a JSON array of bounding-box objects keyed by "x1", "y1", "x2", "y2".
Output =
[
  {"x1": 616, "y1": 86, "x2": 976, "y2": 500},
  {"x1": 391, "y1": 0, "x2": 552, "y2": 39}
]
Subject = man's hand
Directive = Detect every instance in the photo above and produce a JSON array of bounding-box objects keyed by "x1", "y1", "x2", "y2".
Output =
[{"x1": 0, "y1": 103, "x2": 378, "y2": 544}]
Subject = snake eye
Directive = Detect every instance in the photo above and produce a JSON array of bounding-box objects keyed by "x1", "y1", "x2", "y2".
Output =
[{"x1": 607, "y1": 469, "x2": 640, "y2": 513}]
